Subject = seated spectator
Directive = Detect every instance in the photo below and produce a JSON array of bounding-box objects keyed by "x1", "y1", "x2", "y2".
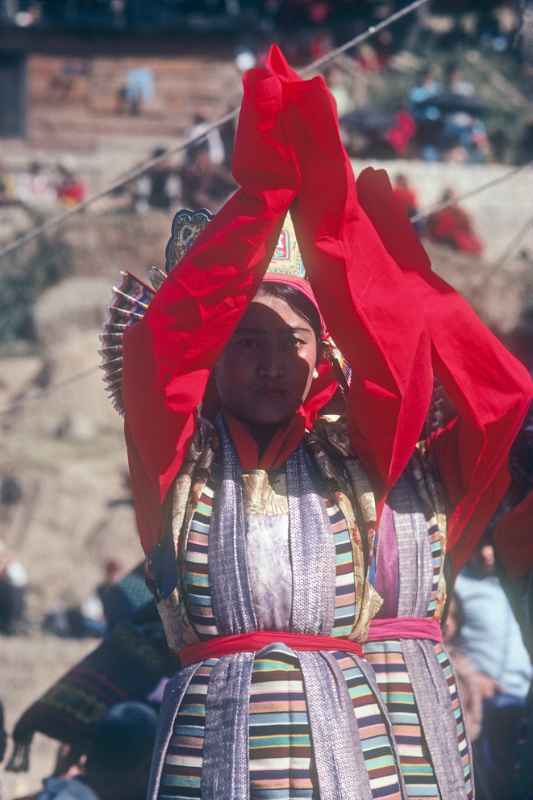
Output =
[
  {"x1": 116, "y1": 67, "x2": 154, "y2": 116},
  {"x1": 180, "y1": 141, "x2": 235, "y2": 212},
  {"x1": 408, "y1": 67, "x2": 443, "y2": 161},
  {"x1": 408, "y1": 66, "x2": 441, "y2": 109},
  {"x1": 427, "y1": 189, "x2": 484, "y2": 256},
  {"x1": 517, "y1": 120, "x2": 533, "y2": 165},
  {"x1": 24, "y1": 703, "x2": 158, "y2": 800},
  {"x1": 392, "y1": 173, "x2": 419, "y2": 219},
  {"x1": 56, "y1": 160, "x2": 86, "y2": 208},
  {"x1": 323, "y1": 65, "x2": 352, "y2": 117},
  {"x1": 443, "y1": 64, "x2": 475, "y2": 97},
  {"x1": 356, "y1": 43, "x2": 383, "y2": 73},
  {"x1": 16, "y1": 161, "x2": 56, "y2": 207},
  {"x1": 132, "y1": 147, "x2": 180, "y2": 214},
  {"x1": 385, "y1": 107, "x2": 416, "y2": 157},
  {"x1": 187, "y1": 112, "x2": 225, "y2": 166},
  {"x1": 0, "y1": 541, "x2": 28, "y2": 635},
  {"x1": 455, "y1": 540, "x2": 533, "y2": 800},
  {"x1": 0, "y1": 161, "x2": 16, "y2": 205}
]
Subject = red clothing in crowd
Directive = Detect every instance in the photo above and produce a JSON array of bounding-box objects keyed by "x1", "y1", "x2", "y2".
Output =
[
  {"x1": 57, "y1": 178, "x2": 86, "y2": 206},
  {"x1": 393, "y1": 184, "x2": 418, "y2": 218},
  {"x1": 386, "y1": 110, "x2": 416, "y2": 156},
  {"x1": 428, "y1": 204, "x2": 484, "y2": 256}
]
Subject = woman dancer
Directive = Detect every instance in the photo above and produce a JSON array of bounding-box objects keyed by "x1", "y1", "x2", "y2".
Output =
[{"x1": 111, "y1": 49, "x2": 532, "y2": 799}]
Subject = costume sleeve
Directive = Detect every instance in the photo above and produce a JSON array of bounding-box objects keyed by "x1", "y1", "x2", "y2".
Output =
[
  {"x1": 122, "y1": 58, "x2": 300, "y2": 553},
  {"x1": 274, "y1": 56, "x2": 533, "y2": 571},
  {"x1": 279, "y1": 68, "x2": 433, "y2": 498},
  {"x1": 354, "y1": 172, "x2": 533, "y2": 570}
]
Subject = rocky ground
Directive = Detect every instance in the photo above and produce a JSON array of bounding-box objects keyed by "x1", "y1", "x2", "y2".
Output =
[{"x1": 1, "y1": 209, "x2": 531, "y2": 798}]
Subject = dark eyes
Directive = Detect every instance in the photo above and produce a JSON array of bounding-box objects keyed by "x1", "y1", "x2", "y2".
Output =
[{"x1": 235, "y1": 336, "x2": 306, "y2": 351}]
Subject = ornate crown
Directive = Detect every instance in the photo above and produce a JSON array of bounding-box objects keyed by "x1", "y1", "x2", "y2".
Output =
[{"x1": 99, "y1": 208, "x2": 353, "y2": 415}]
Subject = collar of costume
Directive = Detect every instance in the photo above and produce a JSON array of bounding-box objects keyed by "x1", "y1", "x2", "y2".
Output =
[{"x1": 223, "y1": 354, "x2": 338, "y2": 472}]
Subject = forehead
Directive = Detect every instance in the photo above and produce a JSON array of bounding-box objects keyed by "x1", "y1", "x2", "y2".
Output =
[{"x1": 237, "y1": 295, "x2": 314, "y2": 333}]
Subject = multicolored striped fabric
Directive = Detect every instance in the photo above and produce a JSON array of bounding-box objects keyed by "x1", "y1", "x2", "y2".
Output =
[
  {"x1": 363, "y1": 641, "x2": 438, "y2": 799},
  {"x1": 434, "y1": 645, "x2": 474, "y2": 799},
  {"x1": 364, "y1": 468, "x2": 474, "y2": 800},
  {"x1": 157, "y1": 477, "x2": 404, "y2": 799},
  {"x1": 158, "y1": 660, "x2": 216, "y2": 799},
  {"x1": 249, "y1": 644, "x2": 317, "y2": 799},
  {"x1": 333, "y1": 653, "x2": 402, "y2": 800},
  {"x1": 182, "y1": 481, "x2": 218, "y2": 640},
  {"x1": 327, "y1": 500, "x2": 358, "y2": 637},
  {"x1": 426, "y1": 523, "x2": 443, "y2": 619},
  {"x1": 158, "y1": 645, "x2": 405, "y2": 800}
]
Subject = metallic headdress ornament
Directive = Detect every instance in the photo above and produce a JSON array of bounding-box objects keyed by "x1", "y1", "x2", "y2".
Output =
[
  {"x1": 100, "y1": 209, "x2": 214, "y2": 415},
  {"x1": 100, "y1": 208, "x2": 348, "y2": 415},
  {"x1": 268, "y1": 212, "x2": 305, "y2": 278}
]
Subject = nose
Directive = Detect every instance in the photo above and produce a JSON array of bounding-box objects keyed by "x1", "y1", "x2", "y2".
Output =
[{"x1": 257, "y1": 342, "x2": 285, "y2": 379}]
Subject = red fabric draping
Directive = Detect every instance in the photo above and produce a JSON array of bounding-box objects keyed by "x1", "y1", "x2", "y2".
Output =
[
  {"x1": 494, "y1": 492, "x2": 533, "y2": 578},
  {"x1": 122, "y1": 45, "x2": 533, "y2": 570},
  {"x1": 178, "y1": 630, "x2": 363, "y2": 667},
  {"x1": 122, "y1": 55, "x2": 300, "y2": 551},
  {"x1": 367, "y1": 616, "x2": 442, "y2": 643}
]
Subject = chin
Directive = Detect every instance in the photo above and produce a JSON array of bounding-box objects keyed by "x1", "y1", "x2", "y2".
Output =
[{"x1": 243, "y1": 405, "x2": 296, "y2": 427}]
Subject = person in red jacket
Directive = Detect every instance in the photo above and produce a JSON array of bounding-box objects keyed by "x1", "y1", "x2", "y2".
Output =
[
  {"x1": 428, "y1": 188, "x2": 484, "y2": 255},
  {"x1": 56, "y1": 161, "x2": 86, "y2": 208}
]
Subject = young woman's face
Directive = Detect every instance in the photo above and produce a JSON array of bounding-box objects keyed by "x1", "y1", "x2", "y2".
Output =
[{"x1": 215, "y1": 293, "x2": 318, "y2": 426}]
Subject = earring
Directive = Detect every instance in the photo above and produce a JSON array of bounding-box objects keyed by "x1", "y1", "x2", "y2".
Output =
[{"x1": 313, "y1": 368, "x2": 319, "y2": 379}]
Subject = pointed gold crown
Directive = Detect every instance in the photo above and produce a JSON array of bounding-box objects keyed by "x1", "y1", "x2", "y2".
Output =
[{"x1": 268, "y1": 212, "x2": 305, "y2": 278}]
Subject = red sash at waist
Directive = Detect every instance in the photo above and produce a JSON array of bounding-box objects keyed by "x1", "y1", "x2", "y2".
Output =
[
  {"x1": 366, "y1": 616, "x2": 442, "y2": 643},
  {"x1": 179, "y1": 630, "x2": 363, "y2": 667}
]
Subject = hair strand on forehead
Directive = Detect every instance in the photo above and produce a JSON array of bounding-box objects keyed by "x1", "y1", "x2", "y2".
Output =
[{"x1": 257, "y1": 282, "x2": 322, "y2": 344}]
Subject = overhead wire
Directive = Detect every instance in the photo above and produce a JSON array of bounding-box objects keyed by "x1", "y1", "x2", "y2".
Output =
[
  {"x1": 0, "y1": 0, "x2": 432, "y2": 262},
  {"x1": 1, "y1": 0, "x2": 531, "y2": 415}
]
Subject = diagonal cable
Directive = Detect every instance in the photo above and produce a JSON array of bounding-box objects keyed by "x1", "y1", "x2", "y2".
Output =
[{"x1": 0, "y1": 0, "x2": 432, "y2": 262}]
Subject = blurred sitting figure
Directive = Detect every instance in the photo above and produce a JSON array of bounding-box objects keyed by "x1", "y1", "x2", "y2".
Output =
[
  {"x1": 180, "y1": 140, "x2": 235, "y2": 212},
  {"x1": 0, "y1": 161, "x2": 16, "y2": 205},
  {"x1": 427, "y1": 189, "x2": 484, "y2": 256},
  {"x1": 94, "y1": 558, "x2": 125, "y2": 629},
  {"x1": 455, "y1": 539, "x2": 533, "y2": 800},
  {"x1": 385, "y1": 106, "x2": 416, "y2": 158},
  {"x1": 132, "y1": 147, "x2": 180, "y2": 214},
  {"x1": 116, "y1": 67, "x2": 154, "y2": 116},
  {"x1": 443, "y1": 64, "x2": 475, "y2": 97},
  {"x1": 408, "y1": 66, "x2": 441, "y2": 109},
  {"x1": 392, "y1": 173, "x2": 419, "y2": 220},
  {"x1": 56, "y1": 159, "x2": 86, "y2": 208},
  {"x1": 187, "y1": 112, "x2": 225, "y2": 166},
  {"x1": 21, "y1": 702, "x2": 158, "y2": 800},
  {"x1": 16, "y1": 161, "x2": 56, "y2": 207},
  {"x1": 0, "y1": 540, "x2": 28, "y2": 635},
  {"x1": 408, "y1": 67, "x2": 443, "y2": 162},
  {"x1": 323, "y1": 65, "x2": 352, "y2": 117}
]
